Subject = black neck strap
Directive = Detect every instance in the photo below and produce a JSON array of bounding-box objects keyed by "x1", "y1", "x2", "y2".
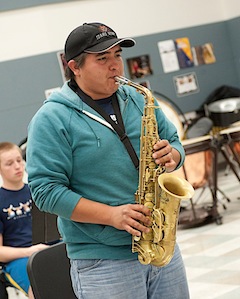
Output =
[{"x1": 69, "y1": 79, "x2": 139, "y2": 169}]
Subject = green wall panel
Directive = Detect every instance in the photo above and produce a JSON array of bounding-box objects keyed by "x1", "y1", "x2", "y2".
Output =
[{"x1": 0, "y1": 19, "x2": 239, "y2": 143}]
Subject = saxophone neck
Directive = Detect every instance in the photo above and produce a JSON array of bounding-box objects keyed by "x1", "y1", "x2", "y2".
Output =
[{"x1": 115, "y1": 76, "x2": 154, "y2": 105}]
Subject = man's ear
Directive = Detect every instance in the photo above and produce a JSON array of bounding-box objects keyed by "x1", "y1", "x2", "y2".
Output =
[{"x1": 68, "y1": 60, "x2": 81, "y2": 76}]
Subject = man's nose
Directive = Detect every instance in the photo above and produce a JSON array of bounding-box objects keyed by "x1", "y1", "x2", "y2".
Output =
[{"x1": 109, "y1": 58, "x2": 120, "y2": 70}]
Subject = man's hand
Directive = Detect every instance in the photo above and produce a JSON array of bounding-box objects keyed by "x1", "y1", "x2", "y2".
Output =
[
  {"x1": 109, "y1": 204, "x2": 151, "y2": 237},
  {"x1": 153, "y1": 139, "x2": 180, "y2": 172}
]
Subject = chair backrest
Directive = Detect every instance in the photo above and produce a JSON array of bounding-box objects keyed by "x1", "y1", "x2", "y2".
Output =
[
  {"x1": 0, "y1": 271, "x2": 9, "y2": 299},
  {"x1": 31, "y1": 202, "x2": 61, "y2": 244},
  {"x1": 27, "y1": 242, "x2": 76, "y2": 299},
  {"x1": 0, "y1": 266, "x2": 18, "y2": 299}
]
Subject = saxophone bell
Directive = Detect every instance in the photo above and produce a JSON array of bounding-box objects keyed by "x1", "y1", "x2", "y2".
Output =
[{"x1": 158, "y1": 173, "x2": 194, "y2": 200}]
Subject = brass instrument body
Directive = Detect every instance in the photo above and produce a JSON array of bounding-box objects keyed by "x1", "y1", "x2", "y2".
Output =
[{"x1": 115, "y1": 76, "x2": 194, "y2": 267}]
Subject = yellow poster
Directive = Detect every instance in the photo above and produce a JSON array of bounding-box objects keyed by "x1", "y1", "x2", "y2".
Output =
[{"x1": 175, "y1": 37, "x2": 194, "y2": 68}]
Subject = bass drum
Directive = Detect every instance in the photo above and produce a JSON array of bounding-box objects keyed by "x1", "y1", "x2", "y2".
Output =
[{"x1": 156, "y1": 98, "x2": 185, "y2": 140}]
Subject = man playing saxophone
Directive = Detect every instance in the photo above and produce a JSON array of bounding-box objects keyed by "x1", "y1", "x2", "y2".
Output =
[{"x1": 27, "y1": 22, "x2": 189, "y2": 299}]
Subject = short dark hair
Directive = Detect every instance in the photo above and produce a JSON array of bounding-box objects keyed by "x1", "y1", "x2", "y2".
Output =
[{"x1": 65, "y1": 52, "x2": 88, "y2": 80}]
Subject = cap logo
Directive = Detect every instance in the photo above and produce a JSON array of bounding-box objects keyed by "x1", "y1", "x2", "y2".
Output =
[
  {"x1": 96, "y1": 25, "x2": 116, "y2": 40},
  {"x1": 99, "y1": 25, "x2": 109, "y2": 32}
]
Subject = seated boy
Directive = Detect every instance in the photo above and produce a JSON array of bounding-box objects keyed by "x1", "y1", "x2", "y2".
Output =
[{"x1": 0, "y1": 142, "x2": 48, "y2": 298}]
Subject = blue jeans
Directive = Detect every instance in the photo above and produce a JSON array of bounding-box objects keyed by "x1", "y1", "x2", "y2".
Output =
[{"x1": 70, "y1": 244, "x2": 189, "y2": 299}]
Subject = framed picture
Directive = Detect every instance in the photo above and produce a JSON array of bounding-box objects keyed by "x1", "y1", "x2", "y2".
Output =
[
  {"x1": 57, "y1": 51, "x2": 68, "y2": 82},
  {"x1": 173, "y1": 72, "x2": 199, "y2": 97},
  {"x1": 192, "y1": 43, "x2": 216, "y2": 66},
  {"x1": 127, "y1": 55, "x2": 153, "y2": 79},
  {"x1": 175, "y1": 37, "x2": 194, "y2": 69},
  {"x1": 158, "y1": 40, "x2": 180, "y2": 73},
  {"x1": 139, "y1": 80, "x2": 151, "y2": 89}
]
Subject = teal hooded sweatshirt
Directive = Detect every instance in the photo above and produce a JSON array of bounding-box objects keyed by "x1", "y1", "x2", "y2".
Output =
[{"x1": 27, "y1": 82, "x2": 185, "y2": 260}]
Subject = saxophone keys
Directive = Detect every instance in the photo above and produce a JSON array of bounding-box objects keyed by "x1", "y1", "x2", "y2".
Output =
[
  {"x1": 144, "y1": 201, "x2": 153, "y2": 209},
  {"x1": 133, "y1": 235, "x2": 141, "y2": 242},
  {"x1": 152, "y1": 208, "x2": 162, "y2": 226},
  {"x1": 142, "y1": 228, "x2": 153, "y2": 241},
  {"x1": 138, "y1": 253, "x2": 152, "y2": 265},
  {"x1": 145, "y1": 192, "x2": 154, "y2": 202},
  {"x1": 136, "y1": 242, "x2": 155, "y2": 265}
]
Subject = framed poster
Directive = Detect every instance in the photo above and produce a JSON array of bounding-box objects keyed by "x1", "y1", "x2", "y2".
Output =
[
  {"x1": 192, "y1": 43, "x2": 216, "y2": 66},
  {"x1": 158, "y1": 40, "x2": 180, "y2": 73},
  {"x1": 57, "y1": 51, "x2": 68, "y2": 82},
  {"x1": 127, "y1": 55, "x2": 153, "y2": 79},
  {"x1": 175, "y1": 37, "x2": 194, "y2": 69},
  {"x1": 173, "y1": 72, "x2": 199, "y2": 97}
]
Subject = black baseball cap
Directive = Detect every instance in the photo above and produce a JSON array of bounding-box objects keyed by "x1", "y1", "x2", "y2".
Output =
[{"x1": 64, "y1": 22, "x2": 136, "y2": 62}]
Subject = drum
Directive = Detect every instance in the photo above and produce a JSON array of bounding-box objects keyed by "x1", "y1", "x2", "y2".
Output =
[
  {"x1": 207, "y1": 98, "x2": 240, "y2": 126},
  {"x1": 175, "y1": 135, "x2": 215, "y2": 188},
  {"x1": 219, "y1": 125, "x2": 240, "y2": 138},
  {"x1": 175, "y1": 135, "x2": 221, "y2": 226},
  {"x1": 219, "y1": 126, "x2": 240, "y2": 166},
  {"x1": 157, "y1": 98, "x2": 185, "y2": 140},
  {"x1": 181, "y1": 135, "x2": 213, "y2": 154}
]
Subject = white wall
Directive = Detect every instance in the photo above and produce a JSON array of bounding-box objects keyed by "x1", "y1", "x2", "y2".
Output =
[
  {"x1": 221, "y1": 0, "x2": 240, "y2": 19},
  {"x1": 0, "y1": 0, "x2": 239, "y2": 62}
]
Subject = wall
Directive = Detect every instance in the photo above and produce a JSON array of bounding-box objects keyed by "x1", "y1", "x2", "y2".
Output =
[
  {"x1": 125, "y1": 19, "x2": 239, "y2": 111},
  {"x1": 0, "y1": 0, "x2": 239, "y2": 143},
  {"x1": 226, "y1": 17, "x2": 240, "y2": 82},
  {"x1": 0, "y1": 0, "x2": 78, "y2": 11},
  {"x1": 0, "y1": 0, "x2": 233, "y2": 62}
]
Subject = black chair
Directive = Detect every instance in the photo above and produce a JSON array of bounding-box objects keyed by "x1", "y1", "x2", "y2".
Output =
[
  {"x1": 0, "y1": 267, "x2": 21, "y2": 299},
  {"x1": 0, "y1": 269, "x2": 9, "y2": 299},
  {"x1": 31, "y1": 201, "x2": 61, "y2": 245},
  {"x1": 27, "y1": 242, "x2": 76, "y2": 299}
]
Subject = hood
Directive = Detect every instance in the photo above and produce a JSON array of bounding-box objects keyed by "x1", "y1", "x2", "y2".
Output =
[
  {"x1": 44, "y1": 81, "x2": 136, "y2": 112},
  {"x1": 45, "y1": 82, "x2": 84, "y2": 111}
]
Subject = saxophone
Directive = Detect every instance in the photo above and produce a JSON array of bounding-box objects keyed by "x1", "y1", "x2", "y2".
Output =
[{"x1": 115, "y1": 76, "x2": 194, "y2": 267}]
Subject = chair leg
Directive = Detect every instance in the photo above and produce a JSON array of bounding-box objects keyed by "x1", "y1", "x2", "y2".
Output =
[{"x1": 0, "y1": 274, "x2": 9, "y2": 299}]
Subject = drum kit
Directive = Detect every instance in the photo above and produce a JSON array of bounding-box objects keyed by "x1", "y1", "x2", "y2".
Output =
[{"x1": 157, "y1": 97, "x2": 240, "y2": 227}]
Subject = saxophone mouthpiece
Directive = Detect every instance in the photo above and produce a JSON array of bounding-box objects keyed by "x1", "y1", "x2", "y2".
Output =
[
  {"x1": 115, "y1": 78, "x2": 120, "y2": 85},
  {"x1": 114, "y1": 76, "x2": 129, "y2": 85}
]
